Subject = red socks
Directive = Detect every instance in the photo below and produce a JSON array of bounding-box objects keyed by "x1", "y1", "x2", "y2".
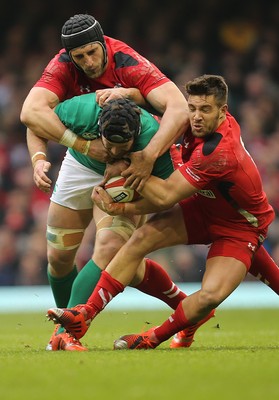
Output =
[
  {"x1": 154, "y1": 301, "x2": 190, "y2": 343},
  {"x1": 84, "y1": 259, "x2": 188, "y2": 321},
  {"x1": 135, "y1": 259, "x2": 187, "y2": 309},
  {"x1": 86, "y1": 271, "x2": 124, "y2": 319},
  {"x1": 249, "y1": 246, "x2": 279, "y2": 295}
]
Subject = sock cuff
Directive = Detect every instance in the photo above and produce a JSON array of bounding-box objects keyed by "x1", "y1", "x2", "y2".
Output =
[
  {"x1": 88, "y1": 259, "x2": 102, "y2": 271},
  {"x1": 175, "y1": 301, "x2": 189, "y2": 326},
  {"x1": 47, "y1": 266, "x2": 78, "y2": 283},
  {"x1": 135, "y1": 259, "x2": 149, "y2": 288},
  {"x1": 101, "y1": 270, "x2": 125, "y2": 294}
]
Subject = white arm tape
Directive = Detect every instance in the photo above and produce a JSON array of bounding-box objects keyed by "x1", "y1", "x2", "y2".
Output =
[{"x1": 59, "y1": 129, "x2": 77, "y2": 148}]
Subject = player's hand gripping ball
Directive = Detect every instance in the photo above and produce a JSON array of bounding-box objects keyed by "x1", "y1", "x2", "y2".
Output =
[{"x1": 104, "y1": 176, "x2": 139, "y2": 202}]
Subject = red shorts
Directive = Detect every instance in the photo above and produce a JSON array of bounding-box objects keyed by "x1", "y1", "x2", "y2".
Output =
[{"x1": 179, "y1": 196, "x2": 268, "y2": 270}]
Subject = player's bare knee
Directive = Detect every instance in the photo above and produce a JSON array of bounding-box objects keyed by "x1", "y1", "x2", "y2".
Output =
[
  {"x1": 94, "y1": 233, "x2": 125, "y2": 265},
  {"x1": 127, "y1": 227, "x2": 153, "y2": 253},
  {"x1": 198, "y1": 289, "x2": 222, "y2": 310},
  {"x1": 47, "y1": 248, "x2": 75, "y2": 273}
]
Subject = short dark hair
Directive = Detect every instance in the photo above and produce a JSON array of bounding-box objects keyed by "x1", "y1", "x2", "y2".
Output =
[
  {"x1": 99, "y1": 98, "x2": 141, "y2": 143},
  {"x1": 185, "y1": 75, "x2": 228, "y2": 106}
]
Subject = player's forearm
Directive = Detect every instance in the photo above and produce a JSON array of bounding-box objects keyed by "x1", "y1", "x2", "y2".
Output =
[
  {"x1": 144, "y1": 106, "x2": 188, "y2": 161},
  {"x1": 26, "y1": 129, "x2": 49, "y2": 167},
  {"x1": 121, "y1": 176, "x2": 175, "y2": 215},
  {"x1": 135, "y1": 171, "x2": 197, "y2": 210},
  {"x1": 144, "y1": 82, "x2": 189, "y2": 159},
  {"x1": 26, "y1": 129, "x2": 48, "y2": 157},
  {"x1": 23, "y1": 110, "x2": 92, "y2": 155},
  {"x1": 123, "y1": 196, "x2": 165, "y2": 215},
  {"x1": 125, "y1": 88, "x2": 149, "y2": 108},
  {"x1": 138, "y1": 175, "x2": 177, "y2": 209}
]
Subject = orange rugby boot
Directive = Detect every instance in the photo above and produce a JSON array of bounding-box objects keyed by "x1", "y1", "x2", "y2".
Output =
[
  {"x1": 170, "y1": 309, "x2": 215, "y2": 348},
  {"x1": 47, "y1": 305, "x2": 91, "y2": 339},
  {"x1": 113, "y1": 327, "x2": 158, "y2": 350}
]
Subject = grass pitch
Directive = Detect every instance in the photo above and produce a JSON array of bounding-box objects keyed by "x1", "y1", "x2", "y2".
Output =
[{"x1": 0, "y1": 308, "x2": 278, "y2": 400}]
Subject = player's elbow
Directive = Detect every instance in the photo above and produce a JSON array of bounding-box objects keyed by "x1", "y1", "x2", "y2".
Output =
[
  {"x1": 20, "y1": 102, "x2": 38, "y2": 126},
  {"x1": 20, "y1": 108, "x2": 28, "y2": 126}
]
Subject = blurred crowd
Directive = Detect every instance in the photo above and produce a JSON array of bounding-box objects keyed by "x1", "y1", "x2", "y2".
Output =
[{"x1": 0, "y1": 0, "x2": 279, "y2": 286}]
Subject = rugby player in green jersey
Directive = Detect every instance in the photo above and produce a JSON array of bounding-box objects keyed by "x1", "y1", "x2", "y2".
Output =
[{"x1": 35, "y1": 95, "x2": 208, "y2": 350}]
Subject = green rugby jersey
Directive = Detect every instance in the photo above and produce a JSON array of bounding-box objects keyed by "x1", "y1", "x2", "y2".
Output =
[{"x1": 55, "y1": 93, "x2": 174, "y2": 179}]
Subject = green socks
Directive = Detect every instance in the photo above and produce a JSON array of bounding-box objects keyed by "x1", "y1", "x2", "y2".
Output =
[
  {"x1": 67, "y1": 259, "x2": 102, "y2": 307},
  {"x1": 47, "y1": 266, "x2": 78, "y2": 308},
  {"x1": 49, "y1": 260, "x2": 102, "y2": 336}
]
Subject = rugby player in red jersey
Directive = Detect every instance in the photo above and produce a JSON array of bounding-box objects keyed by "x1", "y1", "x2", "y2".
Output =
[
  {"x1": 48, "y1": 75, "x2": 278, "y2": 349},
  {"x1": 21, "y1": 14, "x2": 188, "y2": 190}
]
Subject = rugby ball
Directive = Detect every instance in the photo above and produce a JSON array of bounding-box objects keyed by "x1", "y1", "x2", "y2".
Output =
[{"x1": 104, "y1": 176, "x2": 139, "y2": 203}]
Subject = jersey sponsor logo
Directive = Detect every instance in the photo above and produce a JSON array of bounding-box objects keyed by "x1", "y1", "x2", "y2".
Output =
[
  {"x1": 81, "y1": 132, "x2": 99, "y2": 140},
  {"x1": 198, "y1": 189, "x2": 216, "y2": 199}
]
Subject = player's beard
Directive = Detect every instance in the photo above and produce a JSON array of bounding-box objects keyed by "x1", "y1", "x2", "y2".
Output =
[
  {"x1": 85, "y1": 65, "x2": 104, "y2": 79},
  {"x1": 192, "y1": 115, "x2": 220, "y2": 138},
  {"x1": 85, "y1": 57, "x2": 107, "y2": 79}
]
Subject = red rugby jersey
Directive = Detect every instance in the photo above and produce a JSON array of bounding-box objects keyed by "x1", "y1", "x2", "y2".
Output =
[
  {"x1": 34, "y1": 36, "x2": 169, "y2": 101},
  {"x1": 178, "y1": 112, "x2": 274, "y2": 231}
]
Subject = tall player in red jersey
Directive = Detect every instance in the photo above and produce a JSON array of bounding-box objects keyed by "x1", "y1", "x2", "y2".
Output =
[
  {"x1": 21, "y1": 14, "x2": 188, "y2": 190},
  {"x1": 47, "y1": 75, "x2": 278, "y2": 349}
]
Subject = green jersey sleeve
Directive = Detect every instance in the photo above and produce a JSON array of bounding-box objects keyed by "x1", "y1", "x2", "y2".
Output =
[{"x1": 55, "y1": 93, "x2": 101, "y2": 140}]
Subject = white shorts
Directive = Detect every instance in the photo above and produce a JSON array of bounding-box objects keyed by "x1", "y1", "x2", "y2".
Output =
[{"x1": 50, "y1": 150, "x2": 103, "y2": 210}]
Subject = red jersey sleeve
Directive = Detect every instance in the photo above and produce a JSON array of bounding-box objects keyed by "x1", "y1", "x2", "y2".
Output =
[{"x1": 34, "y1": 50, "x2": 73, "y2": 100}]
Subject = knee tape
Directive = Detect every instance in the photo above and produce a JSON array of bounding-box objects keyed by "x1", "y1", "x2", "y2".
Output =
[
  {"x1": 96, "y1": 215, "x2": 137, "y2": 242},
  {"x1": 46, "y1": 225, "x2": 85, "y2": 250}
]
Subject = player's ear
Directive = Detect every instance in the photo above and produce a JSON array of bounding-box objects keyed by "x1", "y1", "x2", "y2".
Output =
[{"x1": 221, "y1": 104, "x2": 228, "y2": 114}]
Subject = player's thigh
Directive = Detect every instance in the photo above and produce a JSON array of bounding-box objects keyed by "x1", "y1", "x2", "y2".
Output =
[
  {"x1": 130, "y1": 204, "x2": 188, "y2": 254},
  {"x1": 48, "y1": 201, "x2": 92, "y2": 229},
  {"x1": 201, "y1": 256, "x2": 247, "y2": 304}
]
